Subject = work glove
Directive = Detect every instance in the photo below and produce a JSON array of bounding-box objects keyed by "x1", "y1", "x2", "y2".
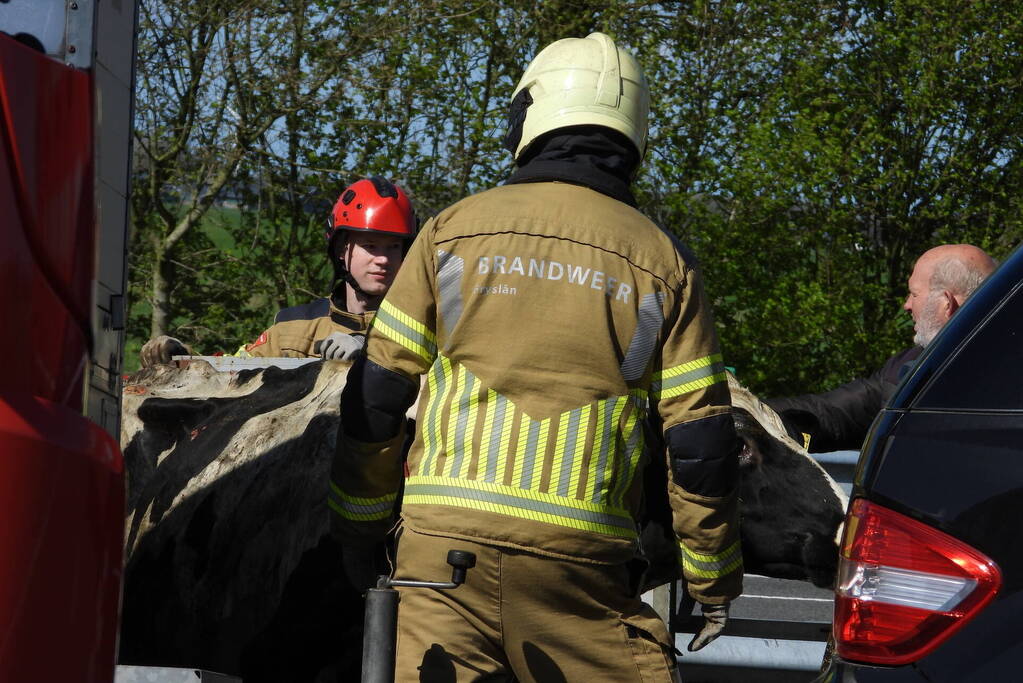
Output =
[
  {"x1": 688, "y1": 602, "x2": 729, "y2": 652},
  {"x1": 140, "y1": 335, "x2": 189, "y2": 367},
  {"x1": 318, "y1": 332, "x2": 365, "y2": 361}
]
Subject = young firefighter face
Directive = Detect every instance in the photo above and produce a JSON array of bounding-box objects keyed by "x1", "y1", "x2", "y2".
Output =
[{"x1": 341, "y1": 231, "x2": 405, "y2": 297}]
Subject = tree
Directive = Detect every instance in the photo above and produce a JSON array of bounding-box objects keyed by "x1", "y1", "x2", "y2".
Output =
[
  {"x1": 128, "y1": 0, "x2": 1023, "y2": 394},
  {"x1": 130, "y1": 0, "x2": 408, "y2": 354},
  {"x1": 638, "y1": 0, "x2": 1023, "y2": 394}
]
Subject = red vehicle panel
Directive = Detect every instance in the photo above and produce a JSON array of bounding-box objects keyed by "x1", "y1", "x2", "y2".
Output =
[
  {"x1": 0, "y1": 31, "x2": 125, "y2": 683},
  {"x1": 0, "y1": 35, "x2": 94, "y2": 407}
]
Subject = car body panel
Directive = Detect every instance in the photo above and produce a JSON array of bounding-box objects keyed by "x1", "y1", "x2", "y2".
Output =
[{"x1": 819, "y1": 244, "x2": 1023, "y2": 682}]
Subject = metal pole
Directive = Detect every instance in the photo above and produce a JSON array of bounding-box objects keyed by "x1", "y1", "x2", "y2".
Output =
[
  {"x1": 359, "y1": 549, "x2": 475, "y2": 683},
  {"x1": 361, "y1": 585, "x2": 399, "y2": 683}
]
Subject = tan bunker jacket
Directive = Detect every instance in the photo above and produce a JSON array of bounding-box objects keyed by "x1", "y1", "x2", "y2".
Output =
[
  {"x1": 332, "y1": 181, "x2": 742, "y2": 604},
  {"x1": 244, "y1": 296, "x2": 373, "y2": 358}
]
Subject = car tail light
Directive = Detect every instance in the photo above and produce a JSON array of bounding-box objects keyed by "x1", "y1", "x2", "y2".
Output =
[{"x1": 833, "y1": 498, "x2": 1002, "y2": 665}]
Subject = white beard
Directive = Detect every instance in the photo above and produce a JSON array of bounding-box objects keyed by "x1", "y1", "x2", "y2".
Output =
[{"x1": 913, "y1": 293, "x2": 945, "y2": 346}]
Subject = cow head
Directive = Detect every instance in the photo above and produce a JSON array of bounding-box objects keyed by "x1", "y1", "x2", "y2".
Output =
[{"x1": 729, "y1": 374, "x2": 847, "y2": 588}]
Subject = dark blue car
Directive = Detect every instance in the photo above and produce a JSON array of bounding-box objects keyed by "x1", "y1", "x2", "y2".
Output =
[{"x1": 816, "y1": 243, "x2": 1023, "y2": 682}]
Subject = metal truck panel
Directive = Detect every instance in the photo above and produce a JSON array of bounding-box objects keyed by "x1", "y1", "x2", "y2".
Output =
[{"x1": 88, "y1": 0, "x2": 136, "y2": 439}]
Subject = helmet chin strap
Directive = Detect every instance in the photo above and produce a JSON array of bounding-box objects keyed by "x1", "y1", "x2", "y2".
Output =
[
  {"x1": 343, "y1": 269, "x2": 369, "y2": 297},
  {"x1": 330, "y1": 233, "x2": 367, "y2": 299},
  {"x1": 330, "y1": 258, "x2": 370, "y2": 301}
]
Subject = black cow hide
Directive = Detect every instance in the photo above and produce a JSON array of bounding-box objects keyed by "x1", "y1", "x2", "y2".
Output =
[
  {"x1": 120, "y1": 361, "x2": 367, "y2": 682},
  {"x1": 639, "y1": 374, "x2": 847, "y2": 592}
]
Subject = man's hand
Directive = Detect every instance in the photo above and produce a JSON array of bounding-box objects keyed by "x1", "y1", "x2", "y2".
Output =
[
  {"x1": 688, "y1": 602, "x2": 728, "y2": 652},
  {"x1": 140, "y1": 335, "x2": 189, "y2": 368},
  {"x1": 319, "y1": 332, "x2": 365, "y2": 361}
]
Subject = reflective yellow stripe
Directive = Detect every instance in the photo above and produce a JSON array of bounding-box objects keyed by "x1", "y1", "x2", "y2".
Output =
[
  {"x1": 328, "y1": 481, "x2": 397, "y2": 521},
  {"x1": 566, "y1": 404, "x2": 592, "y2": 498},
  {"x1": 477, "y1": 387, "x2": 496, "y2": 481},
  {"x1": 444, "y1": 363, "x2": 467, "y2": 477},
  {"x1": 405, "y1": 476, "x2": 637, "y2": 538},
  {"x1": 531, "y1": 417, "x2": 551, "y2": 491},
  {"x1": 550, "y1": 405, "x2": 589, "y2": 497},
  {"x1": 421, "y1": 356, "x2": 440, "y2": 469},
  {"x1": 414, "y1": 356, "x2": 654, "y2": 524},
  {"x1": 657, "y1": 372, "x2": 726, "y2": 400},
  {"x1": 511, "y1": 417, "x2": 532, "y2": 488},
  {"x1": 483, "y1": 391, "x2": 509, "y2": 484},
  {"x1": 680, "y1": 539, "x2": 744, "y2": 579},
  {"x1": 609, "y1": 399, "x2": 647, "y2": 507},
  {"x1": 591, "y1": 395, "x2": 629, "y2": 503},
  {"x1": 421, "y1": 355, "x2": 453, "y2": 476},
  {"x1": 653, "y1": 353, "x2": 723, "y2": 381},
  {"x1": 453, "y1": 371, "x2": 481, "y2": 478},
  {"x1": 583, "y1": 397, "x2": 609, "y2": 502},
  {"x1": 652, "y1": 353, "x2": 726, "y2": 400},
  {"x1": 496, "y1": 396, "x2": 515, "y2": 482},
  {"x1": 373, "y1": 300, "x2": 437, "y2": 363}
]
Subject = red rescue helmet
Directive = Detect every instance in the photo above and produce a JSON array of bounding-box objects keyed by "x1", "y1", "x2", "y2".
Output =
[{"x1": 325, "y1": 177, "x2": 416, "y2": 259}]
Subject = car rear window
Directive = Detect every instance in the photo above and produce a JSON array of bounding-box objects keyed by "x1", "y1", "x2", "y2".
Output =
[{"x1": 915, "y1": 282, "x2": 1023, "y2": 411}]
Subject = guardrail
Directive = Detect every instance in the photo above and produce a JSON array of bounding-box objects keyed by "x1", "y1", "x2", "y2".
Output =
[{"x1": 648, "y1": 451, "x2": 858, "y2": 682}]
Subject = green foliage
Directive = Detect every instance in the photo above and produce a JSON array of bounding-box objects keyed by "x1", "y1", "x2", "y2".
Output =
[
  {"x1": 636, "y1": 0, "x2": 1023, "y2": 395},
  {"x1": 129, "y1": 0, "x2": 1023, "y2": 394}
]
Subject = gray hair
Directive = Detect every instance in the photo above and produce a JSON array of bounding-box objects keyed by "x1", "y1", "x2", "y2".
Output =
[{"x1": 930, "y1": 256, "x2": 996, "y2": 299}]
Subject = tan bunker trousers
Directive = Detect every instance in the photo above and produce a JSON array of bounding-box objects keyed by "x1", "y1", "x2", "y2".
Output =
[{"x1": 392, "y1": 527, "x2": 681, "y2": 682}]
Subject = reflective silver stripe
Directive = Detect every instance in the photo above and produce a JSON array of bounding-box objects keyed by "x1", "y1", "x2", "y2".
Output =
[
  {"x1": 518, "y1": 419, "x2": 542, "y2": 489},
  {"x1": 405, "y1": 482, "x2": 637, "y2": 532},
  {"x1": 437, "y1": 250, "x2": 464, "y2": 342},
  {"x1": 620, "y1": 292, "x2": 664, "y2": 381},
  {"x1": 328, "y1": 483, "x2": 396, "y2": 520},
  {"x1": 484, "y1": 394, "x2": 507, "y2": 483},
  {"x1": 557, "y1": 407, "x2": 583, "y2": 497},
  {"x1": 590, "y1": 396, "x2": 622, "y2": 503},
  {"x1": 681, "y1": 540, "x2": 744, "y2": 578},
  {"x1": 328, "y1": 496, "x2": 394, "y2": 519},
  {"x1": 449, "y1": 367, "x2": 476, "y2": 478},
  {"x1": 651, "y1": 359, "x2": 726, "y2": 395}
]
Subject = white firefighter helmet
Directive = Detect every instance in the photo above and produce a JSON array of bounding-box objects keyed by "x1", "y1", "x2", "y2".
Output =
[{"x1": 507, "y1": 32, "x2": 649, "y2": 161}]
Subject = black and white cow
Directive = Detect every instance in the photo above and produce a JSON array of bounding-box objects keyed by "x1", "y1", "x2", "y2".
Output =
[
  {"x1": 120, "y1": 361, "x2": 361, "y2": 681},
  {"x1": 119, "y1": 362, "x2": 846, "y2": 681},
  {"x1": 638, "y1": 373, "x2": 847, "y2": 591},
  {"x1": 728, "y1": 374, "x2": 847, "y2": 587}
]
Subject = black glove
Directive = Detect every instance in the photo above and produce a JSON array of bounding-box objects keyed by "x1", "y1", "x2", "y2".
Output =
[{"x1": 688, "y1": 602, "x2": 728, "y2": 651}]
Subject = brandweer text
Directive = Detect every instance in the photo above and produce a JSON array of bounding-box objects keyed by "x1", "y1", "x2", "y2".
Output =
[{"x1": 476, "y1": 256, "x2": 632, "y2": 303}]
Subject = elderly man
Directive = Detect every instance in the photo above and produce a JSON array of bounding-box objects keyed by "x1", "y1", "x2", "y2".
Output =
[
  {"x1": 769, "y1": 243, "x2": 997, "y2": 452},
  {"x1": 139, "y1": 177, "x2": 416, "y2": 367}
]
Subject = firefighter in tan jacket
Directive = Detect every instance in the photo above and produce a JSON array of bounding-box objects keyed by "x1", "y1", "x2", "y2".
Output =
[
  {"x1": 332, "y1": 33, "x2": 741, "y2": 681},
  {"x1": 139, "y1": 178, "x2": 416, "y2": 366}
]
